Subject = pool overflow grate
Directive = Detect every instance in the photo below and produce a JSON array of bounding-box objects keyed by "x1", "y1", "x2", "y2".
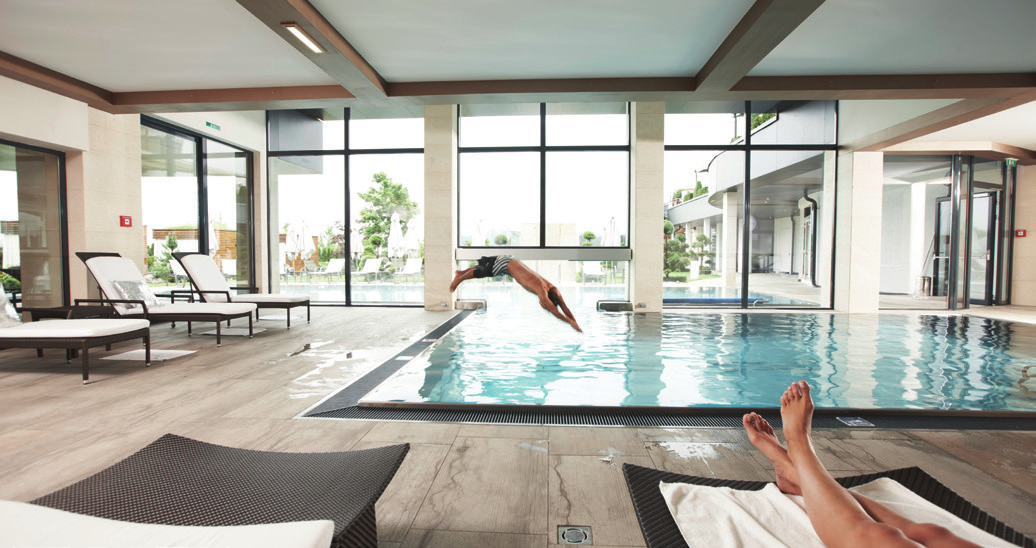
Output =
[{"x1": 303, "y1": 310, "x2": 1036, "y2": 430}]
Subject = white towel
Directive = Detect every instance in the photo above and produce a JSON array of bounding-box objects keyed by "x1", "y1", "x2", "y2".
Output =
[{"x1": 659, "y1": 477, "x2": 1017, "y2": 548}]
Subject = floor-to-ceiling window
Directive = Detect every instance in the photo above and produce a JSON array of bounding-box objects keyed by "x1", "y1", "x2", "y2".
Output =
[
  {"x1": 141, "y1": 118, "x2": 253, "y2": 292},
  {"x1": 0, "y1": 139, "x2": 66, "y2": 309},
  {"x1": 268, "y1": 107, "x2": 424, "y2": 305},
  {"x1": 663, "y1": 101, "x2": 836, "y2": 308},
  {"x1": 880, "y1": 154, "x2": 1014, "y2": 310},
  {"x1": 456, "y1": 103, "x2": 631, "y2": 307}
]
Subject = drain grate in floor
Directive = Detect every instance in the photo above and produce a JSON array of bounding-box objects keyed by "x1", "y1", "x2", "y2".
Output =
[{"x1": 558, "y1": 525, "x2": 593, "y2": 545}]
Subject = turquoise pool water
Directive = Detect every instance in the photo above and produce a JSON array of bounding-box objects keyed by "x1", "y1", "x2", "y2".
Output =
[{"x1": 361, "y1": 302, "x2": 1036, "y2": 411}]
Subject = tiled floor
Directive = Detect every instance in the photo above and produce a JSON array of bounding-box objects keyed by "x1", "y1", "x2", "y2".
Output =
[{"x1": 0, "y1": 306, "x2": 1034, "y2": 547}]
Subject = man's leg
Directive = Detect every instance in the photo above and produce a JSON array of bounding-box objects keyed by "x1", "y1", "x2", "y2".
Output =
[{"x1": 449, "y1": 267, "x2": 476, "y2": 292}]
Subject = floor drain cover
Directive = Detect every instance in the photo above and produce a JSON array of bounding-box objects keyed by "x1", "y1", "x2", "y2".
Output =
[{"x1": 558, "y1": 525, "x2": 593, "y2": 545}]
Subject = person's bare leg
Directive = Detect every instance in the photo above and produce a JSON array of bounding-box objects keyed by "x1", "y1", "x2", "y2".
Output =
[
  {"x1": 850, "y1": 492, "x2": 982, "y2": 548},
  {"x1": 742, "y1": 412, "x2": 800, "y2": 495},
  {"x1": 449, "y1": 267, "x2": 476, "y2": 292},
  {"x1": 782, "y1": 381, "x2": 921, "y2": 548}
]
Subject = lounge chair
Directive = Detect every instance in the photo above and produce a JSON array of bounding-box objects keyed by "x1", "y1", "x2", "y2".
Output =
[
  {"x1": 582, "y1": 261, "x2": 605, "y2": 283},
  {"x1": 76, "y1": 252, "x2": 256, "y2": 346},
  {"x1": 0, "y1": 287, "x2": 150, "y2": 383},
  {"x1": 312, "y1": 257, "x2": 347, "y2": 282},
  {"x1": 356, "y1": 258, "x2": 384, "y2": 282},
  {"x1": 622, "y1": 463, "x2": 1034, "y2": 548},
  {"x1": 29, "y1": 433, "x2": 410, "y2": 548},
  {"x1": 174, "y1": 252, "x2": 310, "y2": 328},
  {"x1": 393, "y1": 257, "x2": 423, "y2": 283},
  {"x1": 169, "y1": 259, "x2": 189, "y2": 286}
]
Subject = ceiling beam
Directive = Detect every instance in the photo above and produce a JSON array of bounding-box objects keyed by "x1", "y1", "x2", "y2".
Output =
[
  {"x1": 695, "y1": 0, "x2": 826, "y2": 92},
  {"x1": 112, "y1": 85, "x2": 354, "y2": 113},
  {"x1": 735, "y1": 73, "x2": 1036, "y2": 99},
  {"x1": 0, "y1": 51, "x2": 115, "y2": 112},
  {"x1": 884, "y1": 140, "x2": 1036, "y2": 165},
  {"x1": 235, "y1": 0, "x2": 387, "y2": 100},
  {"x1": 844, "y1": 91, "x2": 1036, "y2": 152}
]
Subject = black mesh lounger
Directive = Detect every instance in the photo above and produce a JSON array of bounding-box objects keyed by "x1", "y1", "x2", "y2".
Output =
[
  {"x1": 622, "y1": 463, "x2": 1035, "y2": 548},
  {"x1": 31, "y1": 434, "x2": 410, "y2": 548}
]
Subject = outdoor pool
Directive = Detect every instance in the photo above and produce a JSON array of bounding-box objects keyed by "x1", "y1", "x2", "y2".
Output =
[{"x1": 360, "y1": 302, "x2": 1036, "y2": 411}]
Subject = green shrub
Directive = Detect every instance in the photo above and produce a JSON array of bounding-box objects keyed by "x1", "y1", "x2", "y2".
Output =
[{"x1": 0, "y1": 272, "x2": 19, "y2": 292}]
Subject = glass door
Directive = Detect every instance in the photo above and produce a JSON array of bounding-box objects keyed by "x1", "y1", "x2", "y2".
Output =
[{"x1": 968, "y1": 192, "x2": 998, "y2": 305}]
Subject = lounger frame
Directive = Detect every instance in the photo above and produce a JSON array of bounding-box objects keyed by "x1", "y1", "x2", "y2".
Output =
[
  {"x1": 0, "y1": 326, "x2": 150, "y2": 383},
  {"x1": 76, "y1": 252, "x2": 254, "y2": 346},
  {"x1": 174, "y1": 251, "x2": 311, "y2": 328},
  {"x1": 622, "y1": 463, "x2": 1034, "y2": 548}
]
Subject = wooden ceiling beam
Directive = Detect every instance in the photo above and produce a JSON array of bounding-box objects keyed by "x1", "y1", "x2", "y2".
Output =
[
  {"x1": 695, "y1": 0, "x2": 826, "y2": 92},
  {"x1": 0, "y1": 51, "x2": 116, "y2": 113},
  {"x1": 235, "y1": 0, "x2": 387, "y2": 100}
]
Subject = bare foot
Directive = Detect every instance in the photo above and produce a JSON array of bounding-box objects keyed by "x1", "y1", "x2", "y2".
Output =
[
  {"x1": 780, "y1": 381, "x2": 815, "y2": 459},
  {"x1": 449, "y1": 270, "x2": 465, "y2": 292},
  {"x1": 743, "y1": 412, "x2": 801, "y2": 495}
]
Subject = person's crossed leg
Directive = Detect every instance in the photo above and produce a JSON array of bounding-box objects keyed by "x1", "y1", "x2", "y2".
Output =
[{"x1": 743, "y1": 381, "x2": 980, "y2": 548}]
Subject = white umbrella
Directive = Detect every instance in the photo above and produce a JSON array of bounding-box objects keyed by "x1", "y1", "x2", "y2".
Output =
[
  {"x1": 605, "y1": 216, "x2": 618, "y2": 247},
  {"x1": 350, "y1": 226, "x2": 363, "y2": 258},
  {"x1": 285, "y1": 220, "x2": 315, "y2": 265},
  {"x1": 471, "y1": 218, "x2": 485, "y2": 247},
  {"x1": 387, "y1": 212, "x2": 406, "y2": 258},
  {"x1": 404, "y1": 214, "x2": 423, "y2": 255}
]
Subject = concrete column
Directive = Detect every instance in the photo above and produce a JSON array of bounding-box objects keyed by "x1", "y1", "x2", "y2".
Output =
[
  {"x1": 67, "y1": 110, "x2": 143, "y2": 301},
  {"x1": 630, "y1": 102, "x2": 664, "y2": 312},
  {"x1": 1011, "y1": 164, "x2": 1036, "y2": 304},
  {"x1": 834, "y1": 150, "x2": 883, "y2": 312},
  {"x1": 423, "y1": 105, "x2": 457, "y2": 311},
  {"x1": 721, "y1": 192, "x2": 738, "y2": 287},
  {"x1": 252, "y1": 150, "x2": 271, "y2": 293}
]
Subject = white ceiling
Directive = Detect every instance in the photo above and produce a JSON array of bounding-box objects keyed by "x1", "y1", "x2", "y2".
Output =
[{"x1": 0, "y1": 0, "x2": 1034, "y2": 153}]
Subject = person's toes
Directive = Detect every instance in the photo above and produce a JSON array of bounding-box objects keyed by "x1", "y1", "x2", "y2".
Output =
[{"x1": 798, "y1": 381, "x2": 811, "y2": 399}]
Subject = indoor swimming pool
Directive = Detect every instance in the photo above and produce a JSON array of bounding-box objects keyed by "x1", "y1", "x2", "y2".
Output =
[{"x1": 360, "y1": 303, "x2": 1036, "y2": 411}]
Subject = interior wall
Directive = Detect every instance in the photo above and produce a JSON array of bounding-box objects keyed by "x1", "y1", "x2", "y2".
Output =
[
  {"x1": 880, "y1": 183, "x2": 912, "y2": 294},
  {"x1": 1011, "y1": 165, "x2": 1036, "y2": 305},
  {"x1": 0, "y1": 76, "x2": 88, "y2": 151}
]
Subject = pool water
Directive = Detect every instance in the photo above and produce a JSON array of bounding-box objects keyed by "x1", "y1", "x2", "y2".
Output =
[{"x1": 361, "y1": 303, "x2": 1036, "y2": 411}]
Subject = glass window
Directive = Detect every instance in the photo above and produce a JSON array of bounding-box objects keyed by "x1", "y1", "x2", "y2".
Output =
[
  {"x1": 0, "y1": 141, "x2": 64, "y2": 309},
  {"x1": 663, "y1": 150, "x2": 745, "y2": 306},
  {"x1": 269, "y1": 155, "x2": 346, "y2": 304},
  {"x1": 141, "y1": 125, "x2": 200, "y2": 289},
  {"x1": 349, "y1": 107, "x2": 424, "y2": 149},
  {"x1": 749, "y1": 101, "x2": 836, "y2": 145},
  {"x1": 459, "y1": 152, "x2": 540, "y2": 247},
  {"x1": 459, "y1": 103, "x2": 540, "y2": 148},
  {"x1": 546, "y1": 102, "x2": 628, "y2": 146},
  {"x1": 746, "y1": 149, "x2": 833, "y2": 307},
  {"x1": 349, "y1": 154, "x2": 425, "y2": 304},
  {"x1": 665, "y1": 102, "x2": 746, "y2": 145},
  {"x1": 268, "y1": 108, "x2": 344, "y2": 151},
  {"x1": 205, "y1": 141, "x2": 251, "y2": 287},
  {"x1": 545, "y1": 151, "x2": 628, "y2": 246},
  {"x1": 879, "y1": 155, "x2": 953, "y2": 310}
]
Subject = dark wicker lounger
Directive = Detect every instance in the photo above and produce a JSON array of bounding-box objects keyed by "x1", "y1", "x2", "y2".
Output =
[
  {"x1": 31, "y1": 434, "x2": 410, "y2": 548},
  {"x1": 623, "y1": 463, "x2": 1035, "y2": 548}
]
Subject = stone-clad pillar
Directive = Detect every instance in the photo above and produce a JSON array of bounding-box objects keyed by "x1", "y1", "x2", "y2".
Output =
[
  {"x1": 630, "y1": 102, "x2": 664, "y2": 312},
  {"x1": 423, "y1": 105, "x2": 458, "y2": 311}
]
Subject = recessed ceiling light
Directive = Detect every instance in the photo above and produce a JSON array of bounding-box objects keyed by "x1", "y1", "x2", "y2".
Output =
[{"x1": 281, "y1": 23, "x2": 325, "y2": 54}]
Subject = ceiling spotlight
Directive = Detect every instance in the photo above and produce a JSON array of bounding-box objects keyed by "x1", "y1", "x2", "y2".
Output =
[{"x1": 281, "y1": 23, "x2": 325, "y2": 53}]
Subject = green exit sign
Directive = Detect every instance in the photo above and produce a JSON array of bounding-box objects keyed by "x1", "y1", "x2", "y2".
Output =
[
  {"x1": 205, "y1": 121, "x2": 221, "y2": 131},
  {"x1": 1006, "y1": 158, "x2": 1017, "y2": 167}
]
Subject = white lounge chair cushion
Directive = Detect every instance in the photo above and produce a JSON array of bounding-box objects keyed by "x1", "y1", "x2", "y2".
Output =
[
  {"x1": 0, "y1": 500, "x2": 334, "y2": 548},
  {"x1": 0, "y1": 319, "x2": 150, "y2": 339},
  {"x1": 85, "y1": 256, "x2": 156, "y2": 315},
  {"x1": 179, "y1": 254, "x2": 232, "y2": 301},
  {"x1": 230, "y1": 293, "x2": 310, "y2": 304},
  {"x1": 85, "y1": 257, "x2": 256, "y2": 315},
  {"x1": 143, "y1": 302, "x2": 256, "y2": 315}
]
